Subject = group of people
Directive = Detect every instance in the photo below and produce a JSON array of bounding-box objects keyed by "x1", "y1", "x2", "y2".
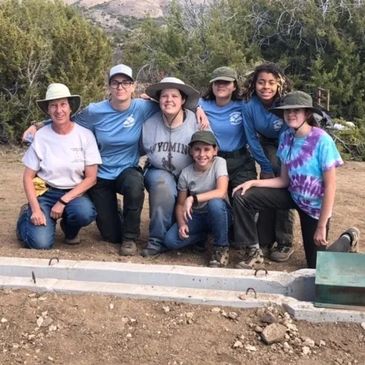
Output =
[{"x1": 17, "y1": 62, "x2": 360, "y2": 270}]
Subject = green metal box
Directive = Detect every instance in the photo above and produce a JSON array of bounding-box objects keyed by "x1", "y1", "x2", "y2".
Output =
[{"x1": 315, "y1": 252, "x2": 365, "y2": 309}]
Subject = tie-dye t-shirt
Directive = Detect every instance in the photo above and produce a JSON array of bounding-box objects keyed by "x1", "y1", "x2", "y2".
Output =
[{"x1": 277, "y1": 127, "x2": 343, "y2": 219}]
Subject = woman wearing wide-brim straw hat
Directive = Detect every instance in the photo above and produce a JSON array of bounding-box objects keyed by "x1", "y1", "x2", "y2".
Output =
[
  {"x1": 16, "y1": 83, "x2": 102, "y2": 249},
  {"x1": 232, "y1": 90, "x2": 360, "y2": 269},
  {"x1": 141, "y1": 77, "x2": 208, "y2": 257}
]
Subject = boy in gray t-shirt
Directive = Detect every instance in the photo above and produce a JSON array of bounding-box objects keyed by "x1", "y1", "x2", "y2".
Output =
[{"x1": 164, "y1": 131, "x2": 232, "y2": 267}]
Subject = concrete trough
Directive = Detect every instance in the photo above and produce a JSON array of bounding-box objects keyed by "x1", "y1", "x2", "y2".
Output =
[{"x1": 0, "y1": 257, "x2": 364, "y2": 323}]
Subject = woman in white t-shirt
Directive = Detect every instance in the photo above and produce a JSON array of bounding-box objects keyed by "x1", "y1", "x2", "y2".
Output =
[{"x1": 16, "y1": 83, "x2": 102, "y2": 249}]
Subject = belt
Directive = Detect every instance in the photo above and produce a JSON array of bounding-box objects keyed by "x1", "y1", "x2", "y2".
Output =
[{"x1": 218, "y1": 146, "x2": 247, "y2": 159}]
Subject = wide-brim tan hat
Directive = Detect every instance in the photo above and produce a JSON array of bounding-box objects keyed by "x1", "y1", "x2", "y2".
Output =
[
  {"x1": 270, "y1": 90, "x2": 323, "y2": 117},
  {"x1": 146, "y1": 77, "x2": 200, "y2": 110},
  {"x1": 36, "y1": 83, "x2": 81, "y2": 116}
]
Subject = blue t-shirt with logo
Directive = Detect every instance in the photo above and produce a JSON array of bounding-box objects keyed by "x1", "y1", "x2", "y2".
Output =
[
  {"x1": 277, "y1": 127, "x2": 343, "y2": 219},
  {"x1": 73, "y1": 99, "x2": 159, "y2": 179},
  {"x1": 199, "y1": 99, "x2": 247, "y2": 152},
  {"x1": 242, "y1": 95, "x2": 287, "y2": 174}
]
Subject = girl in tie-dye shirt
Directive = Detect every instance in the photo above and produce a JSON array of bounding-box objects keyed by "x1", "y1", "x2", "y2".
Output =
[{"x1": 232, "y1": 91, "x2": 358, "y2": 269}]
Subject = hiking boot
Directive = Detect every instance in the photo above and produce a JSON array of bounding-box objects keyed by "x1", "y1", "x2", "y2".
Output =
[
  {"x1": 119, "y1": 240, "x2": 138, "y2": 256},
  {"x1": 235, "y1": 247, "x2": 264, "y2": 269},
  {"x1": 208, "y1": 246, "x2": 229, "y2": 268},
  {"x1": 341, "y1": 227, "x2": 360, "y2": 253},
  {"x1": 191, "y1": 242, "x2": 206, "y2": 253},
  {"x1": 141, "y1": 241, "x2": 166, "y2": 257},
  {"x1": 269, "y1": 244, "x2": 294, "y2": 262},
  {"x1": 60, "y1": 220, "x2": 80, "y2": 245},
  {"x1": 16, "y1": 203, "x2": 29, "y2": 241}
]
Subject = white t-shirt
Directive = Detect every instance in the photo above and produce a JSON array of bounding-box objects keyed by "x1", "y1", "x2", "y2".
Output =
[{"x1": 23, "y1": 123, "x2": 102, "y2": 189}]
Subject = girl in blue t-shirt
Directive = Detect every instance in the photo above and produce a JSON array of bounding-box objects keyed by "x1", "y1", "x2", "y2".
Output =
[
  {"x1": 232, "y1": 91, "x2": 359, "y2": 269},
  {"x1": 241, "y1": 62, "x2": 295, "y2": 263},
  {"x1": 199, "y1": 66, "x2": 257, "y2": 193}
]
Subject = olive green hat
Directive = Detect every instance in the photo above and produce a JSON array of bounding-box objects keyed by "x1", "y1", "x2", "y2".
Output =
[
  {"x1": 270, "y1": 91, "x2": 323, "y2": 117},
  {"x1": 210, "y1": 66, "x2": 237, "y2": 83},
  {"x1": 189, "y1": 130, "x2": 217, "y2": 147}
]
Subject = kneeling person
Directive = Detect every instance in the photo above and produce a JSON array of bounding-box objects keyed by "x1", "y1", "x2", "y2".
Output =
[
  {"x1": 164, "y1": 131, "x2": 232, "y2": 267},
  {"x1": 17, "y1": 83, "x2": 102, "y2": 249}
]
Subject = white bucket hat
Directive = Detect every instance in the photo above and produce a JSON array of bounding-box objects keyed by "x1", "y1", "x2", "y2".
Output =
[
  {"x1": 109, "y1": 64, "x2": 134, "y2": 82},
  {"x1": 36, "y1": 83, "x2": 81, "y2": 115},
  {"x1": 146, "y1": 77, "x2": 200, "y2": 110}
]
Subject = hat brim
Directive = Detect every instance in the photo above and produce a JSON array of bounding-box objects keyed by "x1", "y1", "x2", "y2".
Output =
[
  {"x1": 36, "y1": 96, "x2": 81, "y2": 116},
  {"x1": 146, "y1": 82, "x2": 200, "y2": 110},
  {"x1": 109, "y1": 73, "x2": 134, "y2": 82},
  {"x1": 209, "y1": 76, "x2": 236, "y2": 83},
  {"x1": 270, "y1": 105, "x2": 323, "y2": 118}
]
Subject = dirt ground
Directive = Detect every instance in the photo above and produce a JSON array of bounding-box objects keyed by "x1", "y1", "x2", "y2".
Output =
[{"x1": 0, "y1": 145, "x2": 364, "y2": 365}]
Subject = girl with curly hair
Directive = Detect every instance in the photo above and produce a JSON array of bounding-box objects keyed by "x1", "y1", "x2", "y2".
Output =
[{"x1": 240, "y1": 62, "x2": 295, "y2": 266}]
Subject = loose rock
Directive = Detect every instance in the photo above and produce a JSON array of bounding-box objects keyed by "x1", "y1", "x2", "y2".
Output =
[{"x1": 261, "y1": 323, "x2": 287, "y2": 345}]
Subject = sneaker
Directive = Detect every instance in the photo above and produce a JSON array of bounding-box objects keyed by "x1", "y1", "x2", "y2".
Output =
[
  {"x1": 141, "y1": 241, "x2": 166, "y2": 257},
  {"x1": 340, "y1": 227, "x2": 360, "y2": 253},
  {"x1": 119, "y1": 240, "x2": 138, "y2": 256},
  {"x1": 235, "y1": 247, "x2": 264, "y2": 269},
  {"x1": 60, "y1": 220, "x2": 80, "y2": 245},
  {"x1": 65, "y1": 236, "x2": 81, "y2": 245},
  {"x1": 269, "y1": 244, "x2": 294, "y2": 262},
  {"x1": 208, "y1": 246, "x2": 229, "y2": 268}
]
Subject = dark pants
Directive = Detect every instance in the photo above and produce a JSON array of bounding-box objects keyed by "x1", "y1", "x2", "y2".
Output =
[
  {"x1": 257, "y1": 137, "x2": 294, "y2": 247},
  {"x1": 88, "y1": 167, "x2": 145, "y2": 243},
  {"x1": 233, "y1": 187, "x2": 330, "y2": 268},
  {"x1": 218, "y1": 147, "x2": 257, "y2": 195}
]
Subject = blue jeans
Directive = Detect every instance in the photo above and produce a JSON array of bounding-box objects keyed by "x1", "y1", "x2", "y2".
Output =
[
  {"x1": 164, "y1": 199, "x2": 232, "y2": 250},
  {"x1": 17, "y1": 187, "x2": 96, "y2": 249},
  {"x1": 144, "y1": 168, "x2": 178, "y2": 246}
]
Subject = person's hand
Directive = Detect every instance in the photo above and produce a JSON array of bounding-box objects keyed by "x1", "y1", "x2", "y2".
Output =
[
  {"x1": 178, "y1": 224, "x2": 189, "y2": 239},
  {"x1": 232, "y1": 180, "x2": 255, "y2": 196},
  {"x1": 314, "y1": 225, "x2": 328, "y2": 247},
  {"x1": 22, "y1": 125, "x2": 37, "y2": 143},
  {"x1": 50, "y1": 202, "x2": 65, "y2": 220},
  {"x1": 140, "y1": 93, "x2": 152, "y2": 100},
  {"x1": 196, "y1": 106, "x2": 210, "y2": 130},
  {"x1": 260, "y1": 171, "x2": 275, "y2": 179},
  {"x1": 183, "y1": 196, "x2": 194, "y2": 221},
  {"x1": 30, "y1": 209, "x2": 47, "y2": 226}
]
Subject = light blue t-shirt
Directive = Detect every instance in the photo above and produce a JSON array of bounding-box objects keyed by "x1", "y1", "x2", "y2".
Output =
[
  {"x1": 242, "y1": 95, "x2": 287, "y2": 174},
  {"x1": 277, "y1": 127, "x2": 343, "y2": 219},
  {"x1": 199, "y1": 99, "x2": 247, "y2": 152},
  {"x1": 73, "y1": 99, "x2": 159, "y2": 179}
]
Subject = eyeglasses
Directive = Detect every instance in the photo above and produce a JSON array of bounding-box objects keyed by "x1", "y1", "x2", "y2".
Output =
[{"x1": 110, "y1": 80, "x2": 134, "y2": 89}]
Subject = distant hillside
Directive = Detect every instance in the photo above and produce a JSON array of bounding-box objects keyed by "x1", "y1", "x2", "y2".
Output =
[{"x1": 64, "y1": 0, "x2": 208, "y2": 32}]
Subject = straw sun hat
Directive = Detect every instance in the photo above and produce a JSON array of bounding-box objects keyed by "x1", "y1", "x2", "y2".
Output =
[{"x1": 36, "y1": 83, "x2": 81, "y2": 115}]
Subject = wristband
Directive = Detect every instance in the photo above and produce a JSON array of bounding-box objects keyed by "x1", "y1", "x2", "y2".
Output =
[
  {"x1": 58, "y1": 198, "x2": 68, "y2": 206},
  {"x1": 191, "y1": 194, "x2": 198, "y2": 206}
]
